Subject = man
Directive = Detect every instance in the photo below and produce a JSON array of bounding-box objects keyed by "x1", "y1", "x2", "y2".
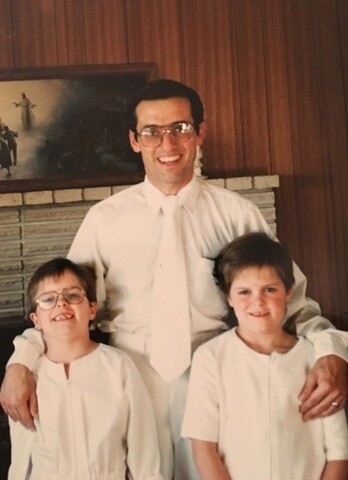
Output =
[{"x1": 1, "y1": 80, "x2": 347, "y2": 480}]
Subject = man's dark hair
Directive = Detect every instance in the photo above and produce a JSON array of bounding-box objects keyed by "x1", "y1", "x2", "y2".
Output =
[
  {"x1": 214, "y1": 232, "x2": 295, "y2": 295},
  {"x1": 127, "y1": 79, "x2": 204, "y2": 134},
  {"x1": 26, "y1": 257, "x2": 97, "y2": 316}
]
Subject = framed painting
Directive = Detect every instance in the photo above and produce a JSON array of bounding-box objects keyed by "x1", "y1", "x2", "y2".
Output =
[{"x1": 0, "y1": 63, "x2": 157, "y2": 193}]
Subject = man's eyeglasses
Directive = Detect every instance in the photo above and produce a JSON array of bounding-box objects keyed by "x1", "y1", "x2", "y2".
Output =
[
  {"x1": 137, "y1": 121, "x2": 196, "y2": 147},
  {"x1": 35, "y1": 287, "x2": 87, "y2": 311}
]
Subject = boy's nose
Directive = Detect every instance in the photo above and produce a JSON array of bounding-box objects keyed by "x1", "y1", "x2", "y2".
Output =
[
  {"x1": 56, "y1": 293, "x2": 67, "y2": 306},
  {"x1": 252, "y1": 292, "x2": 264, "y2": 303}
]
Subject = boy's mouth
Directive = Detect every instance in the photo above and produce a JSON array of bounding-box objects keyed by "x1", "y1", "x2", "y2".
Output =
[
  {"x1": 249, "y1": 311, "x2": 269, "y2": 317},
  {"x1": 53, "y1": 313, "x2": 74, "y2": 322}
]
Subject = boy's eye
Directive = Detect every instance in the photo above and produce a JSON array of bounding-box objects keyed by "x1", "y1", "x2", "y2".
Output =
[
  {"x1": 265, "y1": 287, "x2": 277, "y2": 293},
  {"x1": 238, "y1": 290, "x2": 250, "y2": 295},
  {"x1": 65, "y1": 292, "x2": 81, "y2": 302},
  {"x1": 40, "y1": 293, "x2": 56, "y2": 304}
]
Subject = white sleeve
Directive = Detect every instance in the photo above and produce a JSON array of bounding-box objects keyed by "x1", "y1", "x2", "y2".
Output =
[
  {"x1": 181, "y1": 345, "x2": 220, "y2": 442},
  {"x1": 8, "y1": 418, "x2": 34, "y2": 479},
  {"x1": 322, "y1": 410, "x2": 348, "y2": 461},
  {"x1": 124, "y1": 358, "x2": 164, "y2": 480},
  {"x1": 7, "y1": 328, "x2": 45, "y2": 371},
  {"x1": 285, "y1": 264, "x2": 348, "y2": 362}
]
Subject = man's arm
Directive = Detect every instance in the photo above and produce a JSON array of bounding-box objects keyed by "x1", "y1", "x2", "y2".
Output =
[
  {"x1": 191, "y1": 439, "x2": 231, "y2": 480},
  {"x1": 283, "y1": 263, "x2": 348, "y2": 419},
  {"x1": 1, "y1": 365, "x2": 37, "y2": 431},
  {"x1": 0, "y1": 328, "x2": 44, "y2": 429},
  {"x1": 289, "y1": 307, "x2": 348, "y2": 420}
]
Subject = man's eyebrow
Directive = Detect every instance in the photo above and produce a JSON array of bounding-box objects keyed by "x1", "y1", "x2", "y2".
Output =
[{"x1": 141, "y1": 120, "x2": 191, "y2": 129}]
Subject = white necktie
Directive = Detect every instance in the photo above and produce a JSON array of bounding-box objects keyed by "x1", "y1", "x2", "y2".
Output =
[{"x1": 150, "y1": 195, "x2": 191, "y2": 382}]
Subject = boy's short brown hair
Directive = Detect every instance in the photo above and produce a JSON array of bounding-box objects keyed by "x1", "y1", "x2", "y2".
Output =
[
  {"x1": 214, "y1": 232, "x2": 295, "y2": 295},
  {"x1": 26, "y1": 257, "x2": 97, "y2": 317}
]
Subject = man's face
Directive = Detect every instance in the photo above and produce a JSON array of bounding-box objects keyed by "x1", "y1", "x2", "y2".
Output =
[{"x1": 129, "y1": 97, "x2": 206, "y2": 195}]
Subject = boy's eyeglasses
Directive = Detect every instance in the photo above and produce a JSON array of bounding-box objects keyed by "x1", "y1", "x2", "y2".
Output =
[
  {"x1": 137, "y1": 121, "x2": 195, "y2": 147},
  {"x1": 35, "y1": 287, "x2": 87, "y2": 311}
]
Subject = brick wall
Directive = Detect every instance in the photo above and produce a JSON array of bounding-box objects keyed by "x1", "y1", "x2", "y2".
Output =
[{"x1": 0, "y1": 175, "x2": 279, "y2": 325}]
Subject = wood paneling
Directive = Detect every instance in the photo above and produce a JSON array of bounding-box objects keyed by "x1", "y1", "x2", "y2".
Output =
[
  {"x1": 0, "y1": 0, "x2": 15, "y2": 68},
  {"x1": 125, "y1": 0, "x2": 183, "y2": 79},
  {"x1": 84, "y1": 0, "x2": 128, "y2": 64},
  {"x1": 11, "y1": 0, "x2": 58, "y2": 67},
  {"x1": 54, "y1": 0, "x2": 87, "y2": 66},
  {"x1": 280, "y1": 1, "x2": 331, "y2": 309},
  {"x1": 259, "y1": 0, "x2": 300, "y2": 261},
  {"x1": 233, "y1": 0, "x2": 271, "y2": 174},
  {"x1": 181, "y1": 0, "x2": 244, "y2": 175},
  {"x1": 1, "y1": 0, "x2": 347, "y2": 328}
]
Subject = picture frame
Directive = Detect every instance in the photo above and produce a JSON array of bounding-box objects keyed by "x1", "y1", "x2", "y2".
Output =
[{"x1": 0, "y1": 63, "x2": 157, "y2": 193}]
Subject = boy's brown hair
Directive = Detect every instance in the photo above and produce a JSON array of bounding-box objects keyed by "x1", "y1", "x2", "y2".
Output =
[
  {"x1": 214, "y1": 232, "x2": 295, "y2": 295},
  {"x1": 26, "y1": 257, "x2": 97, "y2": 317}
]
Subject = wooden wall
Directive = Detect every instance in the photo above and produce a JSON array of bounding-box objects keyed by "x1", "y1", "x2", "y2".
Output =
[{"x1": 0, "y1": 0, "x2": 347, "y2": 329}]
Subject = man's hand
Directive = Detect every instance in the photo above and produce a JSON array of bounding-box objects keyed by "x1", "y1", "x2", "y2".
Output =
[
  {"x1": 299, "y1": 355, "x2": 347, "y2": 421},
  {"x1": 0, "y1": 363, "x2": 38, "y2": 430}
]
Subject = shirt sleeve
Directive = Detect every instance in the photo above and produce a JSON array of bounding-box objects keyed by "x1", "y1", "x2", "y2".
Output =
[
  {"x1": 322, "y1": 410, "x2": 348, "y2": 461},
  {"x1": 7, "y1": 328, "x2": 45, "y2": 371},
  {"x1": 8, "y1": 418, "x2": 35, "y2": 479},
  {"x1": 181, "y1": 344, "x2": 220, "y2": 442},
  {"x1": 123, "y1": 357, "x2": 164, "y2": 480},
  {"x1": 284, "y1": 263, "x2": 348, "y2": 362}
]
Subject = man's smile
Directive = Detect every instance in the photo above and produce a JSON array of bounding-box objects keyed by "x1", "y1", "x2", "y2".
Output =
[{"x1": 157, "y1": 154, "x2": 181, "y2": 164}]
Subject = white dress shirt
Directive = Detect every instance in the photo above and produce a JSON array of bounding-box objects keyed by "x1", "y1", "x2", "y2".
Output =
[
  {"x1": 8, "y1": 344, "x2": 163, "y2": 480},
  {"x1": 181, "y1": 329, "x2": 348, "y2": 480},
  {"x1": 10, "y1": 176, "x2": 348, "y2": 369}
]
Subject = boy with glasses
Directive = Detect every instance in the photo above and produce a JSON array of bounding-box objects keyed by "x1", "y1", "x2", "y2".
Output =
[{"x1": 8, "y1": 257, "x2": 162, "y2": 480}]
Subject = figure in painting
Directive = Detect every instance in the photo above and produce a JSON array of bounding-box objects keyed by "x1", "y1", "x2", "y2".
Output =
[
  {"x1": 13, "y1": 92, "x2": 36, "y2": 131},
  {"x1": 0, "y1": 136, "x2": 12, "y2": 177},
  {"x1": 3, "y1": 126, "x2": 18, "y2": 166}
]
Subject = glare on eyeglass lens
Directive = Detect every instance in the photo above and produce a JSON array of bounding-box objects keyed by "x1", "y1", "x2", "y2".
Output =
[
  {"x1": 137, "y1": 121, "x2": 195, "y2": 147},
  {"x1": 35, "y1": 287, "x2": 86, "y2": 311}
]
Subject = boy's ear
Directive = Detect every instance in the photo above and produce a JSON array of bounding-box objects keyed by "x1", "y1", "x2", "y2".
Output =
[
  {"x1": 89, "y1": 302, "x2": 97, "y2": 321},
  {"x1": 29, "y1": 312, "x2": 42, "y2": 330},
  {"x1": 227, "y1": 293, "x2": 234, "y2": 309},
  {"x1": 286, "y1": 285, "x2": 295, "y2": 303}
]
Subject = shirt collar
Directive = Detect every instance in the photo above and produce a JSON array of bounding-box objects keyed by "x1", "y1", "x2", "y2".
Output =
[{"x1": 143, "y1": 175, "x2": 201, "y2": 215}]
